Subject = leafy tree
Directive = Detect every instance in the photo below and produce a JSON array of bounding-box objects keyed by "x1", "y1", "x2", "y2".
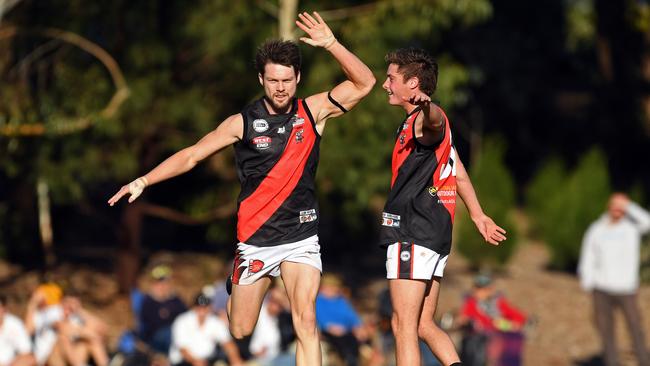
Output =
[{"x1": 455, "y1": 137, "x2": 518, "y2": 269}]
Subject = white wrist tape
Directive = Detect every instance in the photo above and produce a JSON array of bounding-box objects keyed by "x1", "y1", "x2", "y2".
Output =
[{"x1": 128, "y1": 177, "x2": 148, "y2": 201}]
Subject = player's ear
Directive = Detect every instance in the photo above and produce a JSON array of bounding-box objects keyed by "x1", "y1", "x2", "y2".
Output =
[
  {"x1": 296, "y1": 71, "x2": 301, "y2": 84},
  {"x1": 407, "y1": 77, "x2": 419, "y2": 90},
  {"x1": 258, "y1": 73, "x2": 264, "y2": 86}
]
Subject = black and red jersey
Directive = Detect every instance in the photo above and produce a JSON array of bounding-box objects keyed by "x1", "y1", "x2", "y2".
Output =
[
  {"x1": 379, "y1": 106, "x2": 457, "y2": 255},
  {"x1": 234, "y1": 97, "x2": 320, "y2": 246}
]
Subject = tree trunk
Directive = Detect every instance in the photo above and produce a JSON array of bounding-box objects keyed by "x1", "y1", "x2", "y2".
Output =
[
  {"x1": 36, "y1": 178, "x2": 55, "y2": 269},
  {"x1": 278, "y1": 0, "x2": 298, "y2": 40},
  {"x1": 116, "y1": 202, "x2": 143, "y2": 293}
]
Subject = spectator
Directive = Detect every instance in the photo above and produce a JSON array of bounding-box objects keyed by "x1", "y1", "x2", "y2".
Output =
[
  {"x1": 315, "y1": 273, "x2": 367, "y2": 366},
  {"x1": 24, "y1": 283, "x2": 64, "y2": 366},
  {"x1": 457, "y1": 274, "x2": 526, "y2": 366},
  {"x1": 139, "y1": 265, "x2": 187, "y2": 354},
  {"x1": 0, "y1": 295, "x2": 36, "y2": 366},
  {"x1": 578, "y1": 193, "x2": 650, "y2": 366},
  {"x1": 169, "y1": 293, "x2": 243, "y2": 366},
  {"x1": 57, "y1": 296, "x2": 109, "y2": 366}
]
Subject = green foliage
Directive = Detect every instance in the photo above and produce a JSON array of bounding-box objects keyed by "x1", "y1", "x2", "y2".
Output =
[
  {"x1": 526, "y1": 148, "x2": 611, "y2": 269},
  {"x1": 455, "y1": 137, "x2": 518, "y2": 269},
  {"x1": 565, "y1": 0, "x2": 596, "y2": 50}
]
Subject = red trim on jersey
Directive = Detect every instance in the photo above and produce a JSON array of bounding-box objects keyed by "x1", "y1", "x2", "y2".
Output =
[
  {"x1": 396, "y1": 243, "x2": 402, "y2": 276},
  {"x1": 431, "y1": 109, "x2": 457, "y2": 222},
  {"x1": 391, "y1": 111, "x2": 419, "y2": 187},
  {"x1": 237, "y1": 100, "x2": 316, "y2": 242}
]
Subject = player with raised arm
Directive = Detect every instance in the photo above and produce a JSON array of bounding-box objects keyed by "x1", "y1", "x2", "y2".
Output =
[
  {"x1": 379, "y1": 47, "x2": 506, "y2": 366},
  {"x1": 108, "y1": 12, "x2": 375, "y2": 366}
]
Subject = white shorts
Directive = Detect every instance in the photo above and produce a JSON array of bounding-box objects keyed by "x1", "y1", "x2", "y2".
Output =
[
  {"x1": 232, "y1": 235, "x2": 322, "y2": 286},
  {"x1": 386, "y1": 242, "x2": 448, "y2": 280}
]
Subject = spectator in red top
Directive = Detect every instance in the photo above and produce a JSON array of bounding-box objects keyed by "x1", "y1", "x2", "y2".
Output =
[{"x1": 457, "y1": 274, "x2": 526, "y2": 366}]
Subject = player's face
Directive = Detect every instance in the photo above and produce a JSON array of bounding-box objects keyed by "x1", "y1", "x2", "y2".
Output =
[
  {"x1": 259, "y1": 63, "x2": 300, "y2": 113},
  {"x1": 383, "y1": 63, "x2": 413, "y2": 108}
]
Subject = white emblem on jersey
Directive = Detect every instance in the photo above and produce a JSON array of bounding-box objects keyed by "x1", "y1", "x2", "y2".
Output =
[
  {"x1": 382, "y1": 212, "x2": 401, "y2": 227},
  {"x1": 400, "y1": 250, "x2": 411, "y2": 262},
  {"x1": 299, "y1": 209, "x2": 317, "y2": 223},
  {"x1": 278, "y1": 126, "x2": 286, "y2": 134},
  {"x1": 439, "y1": 147, "x2": 457, "y2": 180},
  {"x1": 292, "y1": 115, "x2": 304, "y2": 126},
  {"x1": 253, "y1": 119, "x2": 269, "y2": 133}
]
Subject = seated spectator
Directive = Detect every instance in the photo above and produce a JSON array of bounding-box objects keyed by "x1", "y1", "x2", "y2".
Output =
[
  {"x1": 169, "y1": 293, "x2": 243, "y2": 366},
  {"x1": 139, "y1": 265, "x2": 187, "y2": 354},
  {"x1": 0, "y1": 295, "x2": 36, "y2": 366},
  {"x1": 457, "y1": 273, "x2": 526, "y2": 366},
  {"x1": 315, "y1": 273, "x2": 367, "y2": 366},
  {"x1": 24, "y1": 283, "x2": 64, "y2": 366},
  {"x1": 57, "y1": 295, "x2": 109, "y2": 366}
]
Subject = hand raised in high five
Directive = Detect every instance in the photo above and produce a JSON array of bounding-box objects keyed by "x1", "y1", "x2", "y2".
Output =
[
  {"x1": 107, "y1": 176, "x2": 148, "y2": 206},
  {"x1": 296, "y1": 11, "x2": 337, "y2": 49}
]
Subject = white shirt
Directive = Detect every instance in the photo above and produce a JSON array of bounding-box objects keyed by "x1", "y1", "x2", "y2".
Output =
[
  {"x1": 169, "y1": 310, "x2": 231, "y2": 364},
  {"x1": 0, "y1": 313, "x2": 32, "y2": 365},
  {"x1": 249, "y1": 302, "x2": 281, "y2": 363},
  {"x1": 578, "y1": 203, "x2": 650, "y2": 294},
  {"x1": 32, "y1": 305, "x2": 63, "y2": 365}
]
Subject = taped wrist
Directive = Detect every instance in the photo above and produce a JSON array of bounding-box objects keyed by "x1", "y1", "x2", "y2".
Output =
[{"x1": 128, "y1": 177, "x2": 148, "y2": 196}]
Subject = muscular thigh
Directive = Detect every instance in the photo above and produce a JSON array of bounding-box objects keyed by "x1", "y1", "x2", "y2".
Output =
[
  {"x1": 389, "y1": 278, "x2": 428, "y2": 318},
  {"x1": 229, "y1": 276, "x2": 272, "y2": 330},
  {"x1": 280, "y1": 262, "x2": 320, "y2": 312}
]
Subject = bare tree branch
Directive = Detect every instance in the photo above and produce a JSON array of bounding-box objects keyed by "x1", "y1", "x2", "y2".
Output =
[{"x1": 139, "y1": 202, "x2": 237, "y2": 225}]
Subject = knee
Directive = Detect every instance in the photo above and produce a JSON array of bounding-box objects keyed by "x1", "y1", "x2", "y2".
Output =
[
  {"x1": 229, "y1": 322, "x2": 254, "y2": 340},
  {"x1": 293, "y1": 308, "x2": 317, "y2": 334},
  {"x1": 417, "y1": 318, "x2": 438, "y2": 338}
]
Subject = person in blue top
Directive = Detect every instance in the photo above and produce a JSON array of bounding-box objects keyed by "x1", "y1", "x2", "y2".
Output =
[{"x1": 315, "y1": 273, "x2": 367, "y2": 366}]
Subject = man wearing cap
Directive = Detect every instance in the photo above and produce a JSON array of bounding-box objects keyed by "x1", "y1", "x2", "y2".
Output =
[
  {"x1": 170, "y1": 293, "x2": 243, "y2": 366},
  {"x1": 139, "y1": 266, "x2": 187, "y2": 354}
]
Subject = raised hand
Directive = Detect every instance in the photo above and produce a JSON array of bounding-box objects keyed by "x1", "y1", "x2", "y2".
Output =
[
  {"x1": 472, "y1": 214, "x2": 507, "y2": 245},
  {"x1": 295, "y1": 11, "x2": 337, "y2": 49},
  {"x1": 107, "y1": 176, "x2": 148, "y2": 206},
  {"x1": 403, "y1": 91, "x2": 432, "y2": 108}
]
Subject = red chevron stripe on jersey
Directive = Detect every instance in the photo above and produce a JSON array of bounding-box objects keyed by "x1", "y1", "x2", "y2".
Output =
[
  {"x1": 237, "y1": 102, "x2": 316, "y2": 243},
  {"x1": 391, "y1": 110, "x2": 419, "y2": 187}
]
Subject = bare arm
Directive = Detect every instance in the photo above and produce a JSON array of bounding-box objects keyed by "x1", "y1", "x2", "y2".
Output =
[
  {"x1": 108, "y1": 114, "x2": 243, "y2": 206},
  {"x1": 456, "y1": 156, "x2": 507, "y2": 245},
  {"x1": 296, "y1": 12, "x2": 376, "y2": 126}
]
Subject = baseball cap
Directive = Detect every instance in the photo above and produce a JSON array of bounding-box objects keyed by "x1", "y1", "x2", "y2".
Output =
[
  {"x1": 194, "y1": 293, "x2": 212, "y2": 307},
  {"x1": 150, "y1": 265, "x2": 172, "y2": 281},
  {"x1": 473, "y1": 273, "x2": 493, "y2": 288}
]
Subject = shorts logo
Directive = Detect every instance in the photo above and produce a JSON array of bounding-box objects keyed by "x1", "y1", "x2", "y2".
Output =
[
  {"x1": 252, "y1": 136, "x2": 272, "y2": 150},
  {"x1": 249, "y1": 259, "x2": 264, "y2": 273},
  {"x1": 400, "y1": 250, "x2": 411, "y2": 262},
  {"x1": 428, "y1": 186, "x2": 438, "y2": 197},
  {"x1": 382, "y1": 212, "x2": 401, "y2": 228},
  {"x1": 299, "y1": 209, "x2": 317, "y2": 223},
  {"x1": 253, "y1": 119, "x2": 269, "y2": 133}
]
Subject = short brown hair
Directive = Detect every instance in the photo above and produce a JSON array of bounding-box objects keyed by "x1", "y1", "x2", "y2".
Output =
[
  {"x1": 385, "y1": 48, "x2": 438, "y2": 95},
  {"x1": 255, "y1": 39, "x2": 301, "y2": 76}
]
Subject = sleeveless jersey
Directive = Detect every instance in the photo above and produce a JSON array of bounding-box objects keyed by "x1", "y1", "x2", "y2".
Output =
[
  {"x1": 234, "y1": 97, "x2": 320, "y2": 246},
  {"x1": 379, "y1": 106, "x2": 458, "y2": 255}
]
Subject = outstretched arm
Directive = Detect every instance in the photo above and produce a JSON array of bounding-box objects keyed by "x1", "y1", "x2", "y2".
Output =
[
  {"x1": 456, "y1": 156, "x2": 507, "y2": 245},
  {"x1": 296, "y1": 11, "x2": 376, "y2": 126},
  {"x1": 108, "y1": 114, "x2": 243, "y2": 206}
]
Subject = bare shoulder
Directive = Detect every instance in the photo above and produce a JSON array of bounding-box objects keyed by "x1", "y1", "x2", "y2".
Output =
[
  {"x1": 304, "y1": 92, "x2": 329, "y2": 122},
  {"x1": 218, "y1": 113, "x2": 244, "y2": 140}
]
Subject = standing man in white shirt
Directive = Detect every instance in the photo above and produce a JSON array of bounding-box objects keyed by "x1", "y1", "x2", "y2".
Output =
[
  {"x1": 0, "y1": 296, "x2": 36, "y2": 366},
  {"x1": 169, "y1": 293, "x2": 243, "y2": 366},
  {"x1": 578, "y1": 192, "x2": 650, "y2": 366}
]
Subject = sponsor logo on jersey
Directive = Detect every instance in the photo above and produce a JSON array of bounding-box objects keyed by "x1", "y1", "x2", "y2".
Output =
[
  {"x1": 399, "y1": 133, "x2": 406, "y2": 146},
  {"x1": 249, "y1": 259, "x2": 264, "y2": 273},
  {"x1": 299, "y1": 209, "x2": 317, "y2": 223},
  {"x1": 292, "y1": 115, "x2": 304, "y2": 126},
  {"x1": 428, "y1": 186, "x2": 438, "y2": 197},
  {"x1": 277, "y1": 126, "x2": 286, "y2": 134},
  {"x1": 252, "y1": 136, "x2": 272, "y2": 150},
  {"x1": 253, "y1": 119, "x2": 269, "y2": 132},
  {"x1": 400, "y1": 250, "x2": 411, "y2": 261},
  {"x1": 382, "y1": 212, "x2": 401, "y2": 227},
  {"x1": 295, "y1": 128, "x2": 304, "y2": 143}
]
